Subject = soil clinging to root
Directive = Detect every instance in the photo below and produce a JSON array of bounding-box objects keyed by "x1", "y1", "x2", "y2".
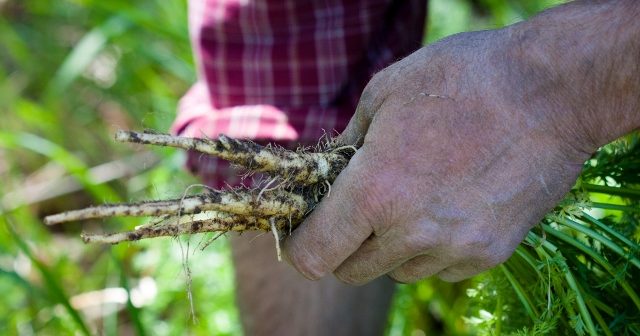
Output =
[{"x1": 45, "y1": 130, "x2": 356, "y2": 246}]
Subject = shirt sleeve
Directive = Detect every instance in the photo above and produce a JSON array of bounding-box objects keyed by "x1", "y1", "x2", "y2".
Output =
[{"x1": 172, "y1": 0, "x2": 426, "y2": 187}]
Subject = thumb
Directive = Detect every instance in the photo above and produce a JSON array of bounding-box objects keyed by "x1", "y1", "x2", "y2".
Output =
[
  {"x1": 283, "y1": 151, "x2": 374, "y2": 280},
  {"x1": 336, "y1": 73, "x2": 389, "y2": 147},
  {"x1": 284, "y1": 73, "x2": 389, "y2": 279}
]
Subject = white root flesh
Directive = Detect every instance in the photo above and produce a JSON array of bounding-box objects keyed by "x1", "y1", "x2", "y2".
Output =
[{"x1": 270, "y1": 217, "x2": 282, "y2": 262}]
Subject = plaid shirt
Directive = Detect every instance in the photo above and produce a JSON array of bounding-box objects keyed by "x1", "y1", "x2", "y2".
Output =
[{"x1": 172, "y1": 0, "x2": 426, "y2": 187}]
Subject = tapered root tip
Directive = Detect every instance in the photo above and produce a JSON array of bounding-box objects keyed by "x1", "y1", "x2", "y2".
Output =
[
  {"x1": 44, "y1": 206, "x2": 112, "y2": 225},
  {"x1": 44, "y1": 214, "x2": 65, "y2": 226},
  {"x1": 81, "y1": 232, "x2": 134, "y2": 244},
  {"x1": 114, "y1": 130, "x2": 136, "y2": 143}
]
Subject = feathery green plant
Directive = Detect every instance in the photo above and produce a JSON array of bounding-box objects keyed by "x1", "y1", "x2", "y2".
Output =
[{"x1": 465, "y1": 133, "x2": 640, "y2": 335}]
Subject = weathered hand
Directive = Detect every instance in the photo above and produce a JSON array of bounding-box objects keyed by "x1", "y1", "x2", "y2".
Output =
[
  {"x1": 285, "y1": 31, "x2": 582, "y2": 284},
  {"x1": 285, "y1": 1, "x2": 640, "y2": 284}
]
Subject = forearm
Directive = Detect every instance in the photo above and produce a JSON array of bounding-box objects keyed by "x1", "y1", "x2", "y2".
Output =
[{"x1": 504, "y1": 0, "x2": 640, "y2": 153}]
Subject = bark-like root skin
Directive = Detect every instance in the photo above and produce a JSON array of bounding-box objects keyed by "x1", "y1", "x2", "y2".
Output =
[
  {"x1": 81, "y1": 212, "x2": 289, "y2": 244},
  {"x1": 44, "y1": 189, "x2": 308, "y2": 225},
  {"x1": 115, "y1": 130, "x2": 354, "y2": 185},
  {"x1": 44, "y1": 130, "x2": 355, "y2": 244}
]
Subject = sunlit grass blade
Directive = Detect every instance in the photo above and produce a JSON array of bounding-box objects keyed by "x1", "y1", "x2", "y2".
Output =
[
  {"x1": 513, "y1": 246, "x2": 543, "y2": 278},
  {"x1": 556, "y1": 217, "x2": 640, "y2": 270},
  {"x1": 44, "y1": 15, "x2": 131, "y2": 99},
  {"x1": 0, "y1": 18, "x2": 33, "y2": 70},
  {"x1": 582, "y1": 286, "x2": 614, "y2": 336},
  {"x1": 580, "y1": 211, "x2": 640, "y2": 249},
  {"x1": 0, "y1": 131, "x2": 121, "y2": 204},
  {"x1": 0, "y1": 266, "x2": 47, "y2": 299},
  {"x1": 590, "y1": 202, "x2": 640, "y2": 213},
  {"x1": 561, "y1": 262, "x2": 598, "y2": 336},
  {"x1": 111, "y1": 251, "x2": 146, "y2": 336},
  {"x1": 499, "y1": 264, "x2": 539, "y2": 321},
  {"x1": 88, "y1": 1, "x2": 187, "y2": 41},
  {"x1": 541, "y1": 224, "x2": 640, "y2": 310},
  {"x1": 3, "y1": 217, "x2": 91, "y2": 336},
  {"x1": 583, "y1": 184, "x2": 640, "y2": 199}
]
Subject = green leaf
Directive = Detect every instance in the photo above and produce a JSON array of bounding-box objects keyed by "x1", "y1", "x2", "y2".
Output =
[
  {"x1": 45, "y1": 15, "x2": 131, "y2": 100},
  {"x1": 3, "y1": 218, "x2": 91, "y2": 336}
]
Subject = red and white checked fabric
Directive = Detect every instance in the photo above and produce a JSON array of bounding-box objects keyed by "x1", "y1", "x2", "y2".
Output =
[{"x1": 171, "y1": 0, "x2": 426, "y2": 187}]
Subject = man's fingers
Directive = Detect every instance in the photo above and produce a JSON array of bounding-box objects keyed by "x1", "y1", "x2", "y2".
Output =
[
  {"x1": 333, "y1": 236, "x2": 410, "y2": 285},
  {"x1": 387, "y1": 255, "x2": 448, "y2": 284},
  {"x1": 437, "y1": 263, "x2": 485, "y2": 283},
  {"x1": 285, "y1": 72, "x2": 391, "y2": 280},
  {"x1": 284, "y1": 152, "x2": 375, "y2": 280},
  {"x1": 336, "y1": 109, "x2": 370, "y2": 148},
  {"x1": 336, "y1": 73, "x2": 388, "y2": 147},
  {"x1": 334, "y1": 221, "x2": 441, "y2": 285},
  {"x1": 437, "y1": 245, "x2": 516, "y2": 282}
]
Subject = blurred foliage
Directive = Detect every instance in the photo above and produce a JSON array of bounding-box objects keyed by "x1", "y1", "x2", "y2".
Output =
[
  {"x1": 0, "y1": 0, "x2": 239, "y2": 334},
  {"x1": 3, "y1": 0, "x2": 638, "y2": 335}
]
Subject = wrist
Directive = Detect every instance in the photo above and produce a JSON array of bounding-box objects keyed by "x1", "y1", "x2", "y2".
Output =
[{"x1": 501, "y1": 1, "x2": 640, "y2": 156}]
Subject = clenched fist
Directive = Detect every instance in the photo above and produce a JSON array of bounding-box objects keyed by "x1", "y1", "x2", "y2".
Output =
[{"x1": 285, "y1": 0, "x2": 640, "y2": 284}]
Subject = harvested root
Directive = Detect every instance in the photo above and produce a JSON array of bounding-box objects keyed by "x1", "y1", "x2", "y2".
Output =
[
  {"x1": 115, "y1": 130, "x2": 354, "y2": 185},
  {"x1": 81, "y1": 212, "x2": 288, "y2": 244},
  {"x1": 45, "y1": 130, "x2": 355, "y2": 245},
  {"x1": 44, "y1": 189, "x2": 309, "y2": 225}
]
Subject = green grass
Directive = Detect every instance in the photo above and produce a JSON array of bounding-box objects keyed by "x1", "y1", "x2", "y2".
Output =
[{"x1": 0, "y1": 1, "x2": 239, "y2": 334}]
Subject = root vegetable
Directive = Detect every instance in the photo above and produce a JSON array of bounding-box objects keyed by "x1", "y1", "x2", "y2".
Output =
[
  {"x1": 44, "y1": 189, "x2": 309, "y2": 224},
  {"x1": 45, "y1": 130, "x2": 355, "y2": 245},
  {"x1": 115, "y1": 130, "x2": 353, "y2": 185},
  {"x1": 81, "y1": 212, "x2": 288, "y2": 244}
]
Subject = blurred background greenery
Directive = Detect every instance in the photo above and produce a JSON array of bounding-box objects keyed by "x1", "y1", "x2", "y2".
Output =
[{"x1": 10, "y1": 0, "x2": 639, "y2": 335}]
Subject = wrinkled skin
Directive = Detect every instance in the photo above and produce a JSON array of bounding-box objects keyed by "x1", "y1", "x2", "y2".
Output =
[
  {"x1": 286, "y1": 31, "x2": 586, "y2": 284},
  {"x1": 285, "y1": 1, "x2": 640, "y2": 284}
]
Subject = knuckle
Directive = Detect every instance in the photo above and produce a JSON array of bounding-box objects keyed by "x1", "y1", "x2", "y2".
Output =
[
  {"x1": 403, "y1": 228, "x2": 437, "y2": 252},
  {"x1": 453, "y1": 229, "x2": 493, "y2": 253},
  {"x1": 284, "y1": 240, "x2": 327, "y2": 280},
  {"x1": 437, "y1": 271, "x2": 464, "y2": 283},
  {"x1": 356, "y1": 85, "x2": 375, "y2": 113},
  {"x1": 437, "y1": 266, "x2": 478, "y2": 283},
  {"x1": 356, "y1": 71, "x2": 388, "y2": 116},
  {"x1": 295, "y1": 258, "x2": 326, "y2": 280},
  {"x1": 291, "y1": 258, "x2": 323, "y2": 280},
  {"x1": 388, "y1": 254, "x2": 440, "y2": 284},
  {"x1": 367, "y1": 71, "x2": 387, "y2": 92},
  {"x1": 347, "y1": 173, "x2": 395, "y2": 232},
  {"x1": 334, "y1": 269, "x2": 368, "y2": 286},
  {"x1": 387, "y1": 269, "x2": 420, "y2": 284}
]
